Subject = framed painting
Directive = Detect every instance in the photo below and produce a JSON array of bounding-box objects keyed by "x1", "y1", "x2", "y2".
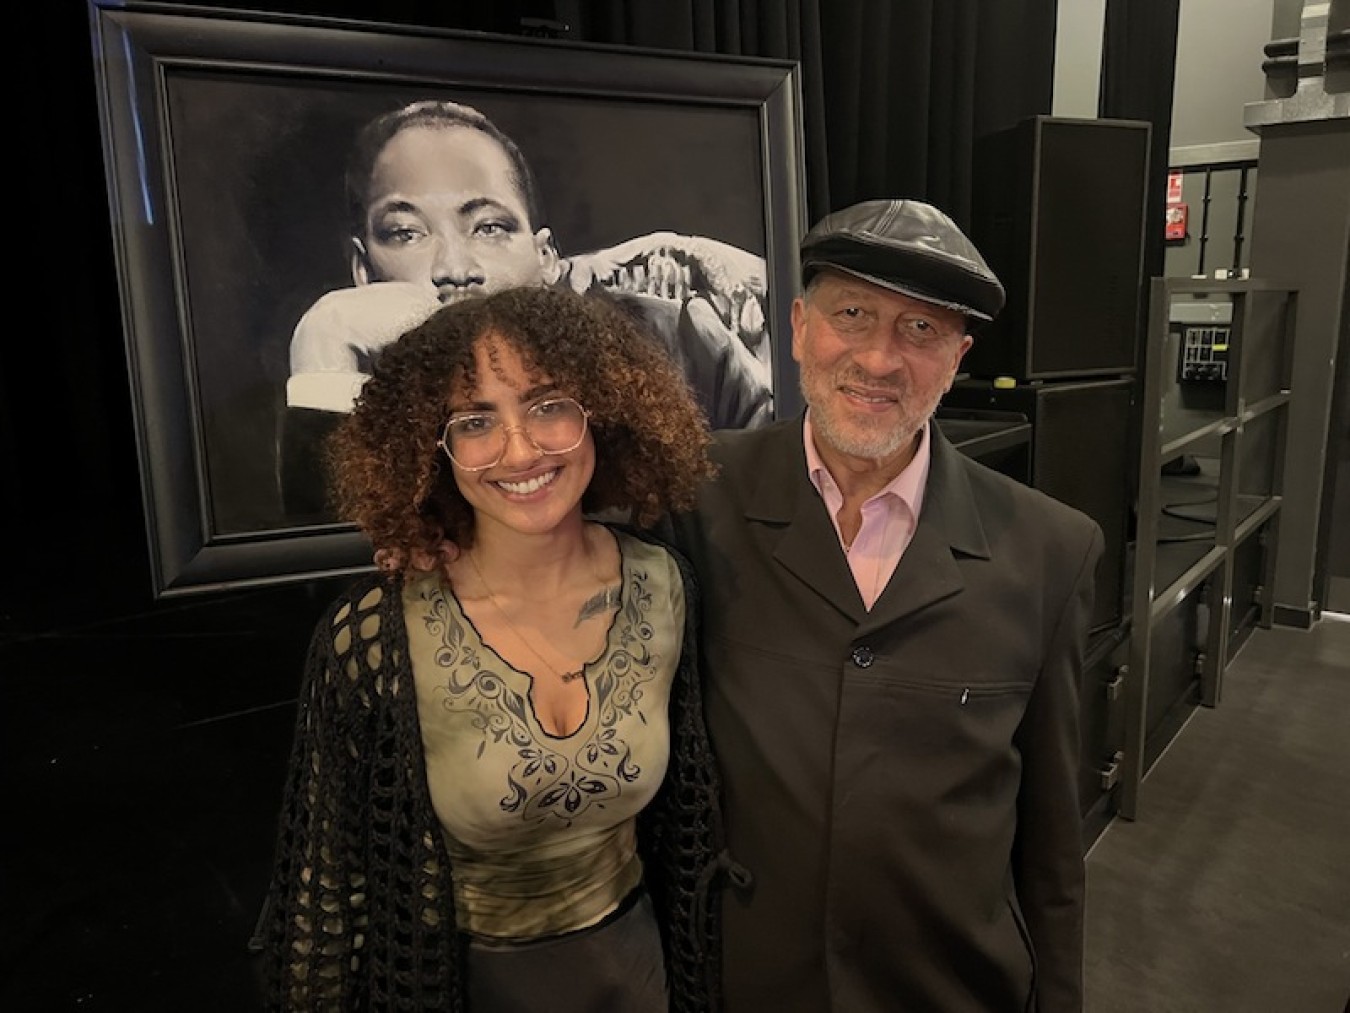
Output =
[{"x1": 87, "y1": 1, "x2": 807, "y2": 597}]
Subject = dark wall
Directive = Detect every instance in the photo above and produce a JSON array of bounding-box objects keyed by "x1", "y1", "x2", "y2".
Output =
[
  {"x1": 2, "y1": 8, "x2": 372, "y2": 1009},
  {"x1": 6, "y1": 3, "x2": 153, "y2": 633}
]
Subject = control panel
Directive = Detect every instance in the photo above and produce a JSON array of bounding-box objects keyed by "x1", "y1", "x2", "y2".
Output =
[
  {"x1": 1178, "y1": 324, "x2": 1230, "y2": 383},
  {"x1": 1170, "y1": 299, "x2": 1233, "y2": 386}
]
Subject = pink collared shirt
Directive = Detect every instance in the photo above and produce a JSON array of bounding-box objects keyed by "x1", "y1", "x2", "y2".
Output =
[{"x1": 804, "y1": 412, "x2": 932, "y2": 610}]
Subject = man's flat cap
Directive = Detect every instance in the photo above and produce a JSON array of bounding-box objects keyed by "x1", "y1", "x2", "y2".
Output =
[{"x1": 801, "y1": 199, "x2": 1006, "y2": 322}]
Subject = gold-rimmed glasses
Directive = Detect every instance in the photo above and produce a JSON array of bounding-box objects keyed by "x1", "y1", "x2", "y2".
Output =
[{"x1": 437, "y1": 396, "x2": 591, "y2": 472}]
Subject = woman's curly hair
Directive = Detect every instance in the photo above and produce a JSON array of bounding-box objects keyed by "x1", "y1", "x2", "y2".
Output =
[{"x1": 327, "y1": 285, "x2": 718, "y2": 568}]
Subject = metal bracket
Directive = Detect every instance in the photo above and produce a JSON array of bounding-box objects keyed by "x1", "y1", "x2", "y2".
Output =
[
  {"x1": 1099, "y1": 751, "x2": 1125, "y2": 792},
  {"x1": 1104, "y1": 665, "x2": 1127, "y2": 702}
]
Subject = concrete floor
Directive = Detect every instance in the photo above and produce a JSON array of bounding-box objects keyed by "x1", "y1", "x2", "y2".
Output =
[{"x1": 1084, "y1": 616, "x2": 1350, "y2": 1013}]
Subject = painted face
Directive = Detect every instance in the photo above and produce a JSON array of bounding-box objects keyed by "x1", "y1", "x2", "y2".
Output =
[
  {"x1": 446, "y1": 336, "x2": 595, "y2": 539},
  {"x1": 791, "y1": 270, "x2": 973, "y2": 467},
  {"x1": 356, "y1": 125, "x2": 560, "y2": 303}
]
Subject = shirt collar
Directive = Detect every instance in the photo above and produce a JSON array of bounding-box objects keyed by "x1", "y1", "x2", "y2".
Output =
[{"x1": 803, "y1": 410, "x2": 932, "y2": 517}]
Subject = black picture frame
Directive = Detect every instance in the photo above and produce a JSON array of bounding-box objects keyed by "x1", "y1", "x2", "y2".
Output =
[{"x1": 87, "y1": 1, "x2": 807, "y2": 598}]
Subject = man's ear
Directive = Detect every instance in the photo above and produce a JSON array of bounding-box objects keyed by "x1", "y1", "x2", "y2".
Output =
[
  {"x1": 946, "y1": 333, "x2": 975, "y2": 391},
  {"x1": 349, "y1": 236, "x2": 373, "y2": 286},
  {"x1": 790, "y1": 296, "x2": 808, "y2": 363},
  {"x1": 955, "y1": 333, "x2": 974, "y2": 366},
  {"x1": 534, "y1": 227, "x2": 563, "y2": 286}
]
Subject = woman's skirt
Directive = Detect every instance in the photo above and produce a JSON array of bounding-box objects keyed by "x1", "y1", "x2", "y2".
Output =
[{"x1": 464, "y1": 886, "x2": 668, "y2": 1012}]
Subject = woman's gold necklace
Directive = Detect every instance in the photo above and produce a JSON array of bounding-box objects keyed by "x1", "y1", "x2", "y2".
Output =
[{"x1": 468, "y1": 547, "x2": 610, "y2": 684}]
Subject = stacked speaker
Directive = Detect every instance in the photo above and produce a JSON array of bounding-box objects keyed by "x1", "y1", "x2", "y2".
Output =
[{"x1": 944, "y1": 115, "x2": 1152, "y2": 634}]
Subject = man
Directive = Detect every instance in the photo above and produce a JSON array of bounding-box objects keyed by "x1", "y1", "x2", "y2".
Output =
[
  {"x1": 282, "y1": 100, "x2": 772, "y2": 515},
  {"x1": 666, "y1": 198, "x2": 1104, "y2": 1011}
]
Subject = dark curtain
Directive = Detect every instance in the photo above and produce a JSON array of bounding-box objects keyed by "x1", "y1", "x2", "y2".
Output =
[
  {"x1": 209, "y1": 0, "x2": 1057, "y2": 224},
  {"x1": 1099, "y1": 0, "x2": 1182, "y2": 287},
  {"x1": 556, "y1": 0, "x2": 833, "y2": 219},
  {"x1": 1098, "y1": 0, "x2": 1181, "y2": 503},
  {"x1": 556, "y1": 0, "x2": 1056, "y2": 226}
]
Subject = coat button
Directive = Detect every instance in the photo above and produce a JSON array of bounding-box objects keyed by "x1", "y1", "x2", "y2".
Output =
[{"x1": 851, "y1": 645, "x2": 875, "y2": 668}]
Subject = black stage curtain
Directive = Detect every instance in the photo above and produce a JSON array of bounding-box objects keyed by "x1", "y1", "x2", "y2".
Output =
[
  {"x1": 557, "y1": 0, "x2": 1057, "y2": 225},
  {"x1": 1098, "y1": 0, "x2": 1181, "y2": 501},
  {"x1": 1099, "y1": 0, "x2": 1182, "y2": 287},
  {"x1": 197, "y1": 0, "x2": 1057, "y2": 225}
]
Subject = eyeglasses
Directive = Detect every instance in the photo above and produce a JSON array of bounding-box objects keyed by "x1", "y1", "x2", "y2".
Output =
[{"x1": 438, "y1": 396, "x2": 591, "y2": 472}]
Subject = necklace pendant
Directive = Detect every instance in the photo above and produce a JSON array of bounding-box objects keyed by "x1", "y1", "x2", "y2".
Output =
[{"x1": 560, "y1": 669, "x2": 585, "y2": 684}]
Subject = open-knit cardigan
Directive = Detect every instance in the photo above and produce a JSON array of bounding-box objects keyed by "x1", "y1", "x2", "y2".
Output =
[{"x1": 257, "y1": 527, "x2": 737, "y2": 1011}]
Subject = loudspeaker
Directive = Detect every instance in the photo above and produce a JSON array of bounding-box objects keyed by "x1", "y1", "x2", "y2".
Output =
[
  {"x1": 968, "y1": 116, "x2": 1151, "y2": 381},
  {"x1": 941, "y1": 376, "x2": 1133, "y2": 633}
]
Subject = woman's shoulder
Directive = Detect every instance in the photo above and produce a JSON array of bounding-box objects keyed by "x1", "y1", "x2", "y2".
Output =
[
  {"x1": 310, "y1": 571, "x2": 403, "y2": 649},
  {"x1": 306, "y1": 572, "x2": 421, "y2": 707},
  {"x1": 606, "y1": 525, "x2": 699, "y2": 637},
  {"x1": 605, "y1": 522, "x2": 694, "y2": 581},
  {"x1": 329, "y1": 569, "x2": 398, "y2": 611}
]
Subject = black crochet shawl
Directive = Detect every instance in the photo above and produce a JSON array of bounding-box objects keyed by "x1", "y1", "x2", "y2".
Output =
[{"x1": 257, "y1": 527, "x2": 735, "y2": 1011}]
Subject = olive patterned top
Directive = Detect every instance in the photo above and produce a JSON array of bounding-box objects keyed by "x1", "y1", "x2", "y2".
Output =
[{"x1": 405, "y1": 530, "x2": 682, "y2": 939}]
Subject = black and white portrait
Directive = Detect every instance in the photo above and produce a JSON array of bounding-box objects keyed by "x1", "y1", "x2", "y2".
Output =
[
  {"x1": 168, "y1": 76, "x2": 776, "y2": 533},
  {"x1": 91, "y1": 5, "x2": 804, "y2": 594}
]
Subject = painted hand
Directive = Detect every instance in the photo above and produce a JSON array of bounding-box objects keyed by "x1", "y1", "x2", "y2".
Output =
[
  {"x1": 563, "y1": 231, "x2": 768, "y2": 352},
  {"x1": 286, "y1": 282, "x2": 442, "y2": 412}
]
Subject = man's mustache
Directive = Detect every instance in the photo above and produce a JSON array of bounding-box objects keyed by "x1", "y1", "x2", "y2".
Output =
[{"x1": 834, "y1": 369, "x2": 905, "y2": 396}]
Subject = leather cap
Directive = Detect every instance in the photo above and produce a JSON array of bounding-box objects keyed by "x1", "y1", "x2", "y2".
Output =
[{"x1": 800, "y1": 199, "x2": 1005, "y2": 322}]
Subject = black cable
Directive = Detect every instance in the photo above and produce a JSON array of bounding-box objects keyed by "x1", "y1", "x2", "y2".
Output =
[{"x1": 1161, "y1": 492, "x2": 1218, "y2": 525}]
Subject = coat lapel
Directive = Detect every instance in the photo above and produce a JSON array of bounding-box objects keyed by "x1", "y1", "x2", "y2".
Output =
[
  {"x1": 742, "y1": 419, "x2": 868, "y2": 624},
  {"x1": 856, "y1": 424, "x2": 992, "y2": 636},
  {"x1": 738, "y1": 419, "x2": 994, "y2": 631}
]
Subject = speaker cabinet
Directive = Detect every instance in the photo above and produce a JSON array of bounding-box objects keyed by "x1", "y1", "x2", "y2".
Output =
[
  {"x1": 941, "y1": 376, "x2": 1134, "y2": 633},
  {"x1": 968, "y1": 116, "x2": 1151, "y2": 381}
]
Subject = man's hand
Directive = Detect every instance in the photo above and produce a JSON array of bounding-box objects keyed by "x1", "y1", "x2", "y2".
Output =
[{"x1": 286, "y1": 282, "x2": 442, "y2": 412}]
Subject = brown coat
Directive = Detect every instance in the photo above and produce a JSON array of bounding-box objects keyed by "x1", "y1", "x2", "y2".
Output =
[{"x1": 667, "y1": 416, "x2": 1103, "y2": 1013}]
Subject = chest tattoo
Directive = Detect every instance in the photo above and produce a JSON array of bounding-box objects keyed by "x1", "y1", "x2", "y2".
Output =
[{"x1": 575, "y1": 584, "x2": 623, "y2": 627}]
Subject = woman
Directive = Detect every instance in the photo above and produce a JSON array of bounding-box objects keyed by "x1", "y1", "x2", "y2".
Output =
[{"x1": 258, "y1": 285, "x2": 737, "y2": 1011}]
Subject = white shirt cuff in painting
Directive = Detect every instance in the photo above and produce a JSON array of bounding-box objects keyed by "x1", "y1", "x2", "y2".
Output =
[{"x1": 286, "y1": 371, "x2": 369, "y2": 413}]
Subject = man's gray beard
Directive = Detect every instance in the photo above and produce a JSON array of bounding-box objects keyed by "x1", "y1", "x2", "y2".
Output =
[{"x1": 801, "y1": 373, "x2": 940, "y2": 461}]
